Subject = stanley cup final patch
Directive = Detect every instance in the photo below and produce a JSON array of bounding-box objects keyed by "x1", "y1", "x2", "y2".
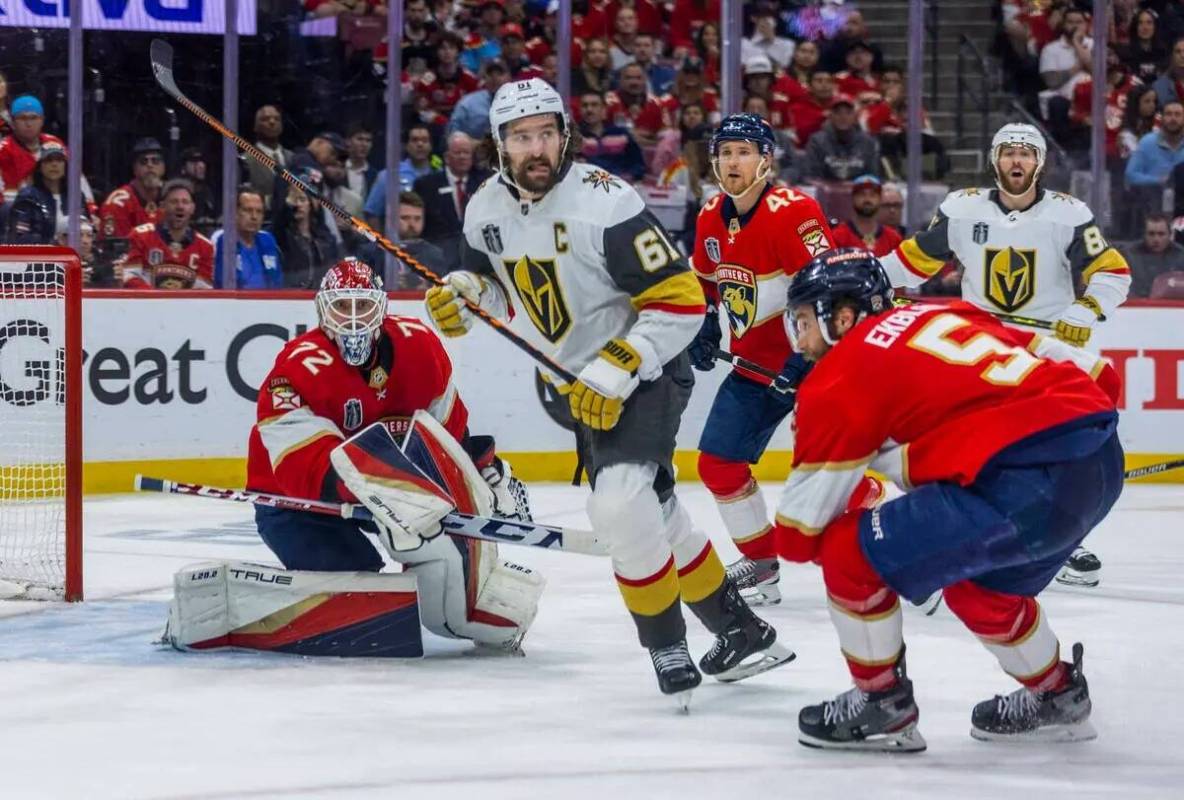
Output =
[
  {"x1": 704, "y1": 237, "x2": 721, "y2": 263},
  {"x1": 482, "y1": 224, "x2": 503, "y2": 254}
]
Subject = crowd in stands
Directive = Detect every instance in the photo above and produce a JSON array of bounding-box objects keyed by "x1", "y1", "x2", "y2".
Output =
[
  {"x1": 0, "y1": 1, "x2": 1178, "y2": 298},
  {"x1": 997, "y1": 0, "x2": 1184, "y2": 294}
]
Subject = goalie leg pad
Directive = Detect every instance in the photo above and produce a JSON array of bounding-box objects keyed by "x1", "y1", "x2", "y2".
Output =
[
  {"x1": 392, "y1": 534, "x2": 545, "y2": 649},
  {"x1": 403, "y1": 410, "x2": 496, "y2": 517},
  {"x1": 165, "y1": 561, "x2": 423, "y2": 658}
]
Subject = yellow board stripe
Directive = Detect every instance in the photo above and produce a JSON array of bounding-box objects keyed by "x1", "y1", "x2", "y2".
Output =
[
  {"x1": 616, "y1": 560, "x2": 681, "y2": 617},
  {"x1": 1081, "y1": 248, "x2": 1131, "y2": 281},
  {"x1": 630, "y1": 270, "x2": 706, "y2": 313},
  {"x1": 72, "y1": 449, "x2": 1184, "y2": 498},
  {"x1": 677, "y1": 543, "x2": 726, "y2": 604}
]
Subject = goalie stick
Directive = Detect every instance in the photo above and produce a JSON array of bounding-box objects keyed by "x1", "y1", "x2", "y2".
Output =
[
  {"x1": 147, "y1": 39, "x2": 576, "y2": 384},
  {"x1": 134, "y1": 475, "x2": 609, "y2": 556}
]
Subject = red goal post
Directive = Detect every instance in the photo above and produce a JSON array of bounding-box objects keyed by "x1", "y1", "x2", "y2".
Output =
[{"x1": 0, "y1": 246, "x2": 82, "y2": 601}]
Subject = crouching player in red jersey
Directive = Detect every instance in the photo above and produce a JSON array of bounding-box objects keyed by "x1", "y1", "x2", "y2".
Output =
[
  {"x1": 688, "y1": 114, "x2": 883, "y2": 605},
  {"x1": 777, "y1": 249, "x2": 1123, "y2": 751},
  {"x1": 242, "y1": 259, "x2": 543, "y2": 653}
]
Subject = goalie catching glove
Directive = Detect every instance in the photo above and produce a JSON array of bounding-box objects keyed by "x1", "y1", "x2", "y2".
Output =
[
  {"x1": 569, "y1": 338, "x2": 642, "y2": 431},
  {"x1": 1052, "y1": 295, "x2": 1104, "y2": 347},
  {"x1": 424, "y1": 271, "x2": 491, "y2": 338}
]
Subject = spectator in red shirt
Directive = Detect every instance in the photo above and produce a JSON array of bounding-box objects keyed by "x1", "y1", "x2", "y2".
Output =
[
  {"x1": 669, "y1": 0, "x2": 720, "y2": 56},
  {"x1": 0, "y1": 95, "x2": 64, "y2": 201},
  {"x1": 743, "y1": 54, "x2": 793, "y2": 140},
  {"x1": 572, "y1": 0, "x2": 611, "y2": 42},
  {"x1": 775, "y1": 39, "x2": 820, "y2": 107},
  {"x1": 415, "y1": 32, "x2": 479, "y2": 117},
  {"x1": 694, "y1": 22, "x2": 722, "y2": 88},
  {"x1": 120, "y1": 179, "x2": 215, "y2": 290},
  {"x1": 659, "y1": 60, "x2": 721, "y2": 129},
  {"x1": 607, "y1": 63, "x2": 665, "y2": 146},
  {"x1": 499, "y1": 23, "x2": 535, "y2": 78},
  {"x1": 835, "y1": 40, "x2": 881, "y2": 106},
  {"x1": 578, "y1": 90, "x2": 647, "y2": 181},
  {"x1": 830, "y1": 174, "x2": 903, "y2": 257},
  {"x1": 0, "y1": 71, "x2": 13, "y2": 139},
  {"x1": 1070, "y1": 49, "x2": 1138, "y2": 160},
  {"x1": 305, "y1": 0, "x2": 369, "y2": 18},
  {"x1": 99, "y1": 137, "x2": 166, "y2": 240},
  {"x1": 861, "y1": 66, "x2": 945, "y2": 179},
  {"x1": 607, "y1": 0, "x2": 662, "y2": 37},
  {"x1": 790, "y1": 70, "x2": 837, "y2": 148}
]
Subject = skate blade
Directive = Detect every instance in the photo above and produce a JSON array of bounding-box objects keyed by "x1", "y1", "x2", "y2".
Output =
[
  {"x1": 1055, "y1": 572, "x2": 1101, "y2": 588},
  {"x1": 712, "y1": 641, "x2": 795, "y2": 683},
  {"x1": 670, "y1": 689, "x2": 693, "y2": 714},
  {"x1": 970, "y1": 718, "x2": 1097, "y2": 744},
  {"x1": 739, "y1": 586, "x2": 782, "y2": 607},
  {"x1": 799, "y1": 723, "x2": 928, "y2": 753}
]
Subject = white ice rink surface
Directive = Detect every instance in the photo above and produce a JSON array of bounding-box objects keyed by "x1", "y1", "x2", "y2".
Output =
[{"x1": 2, "y1": 483, "x2": 1182, "y2": 800}]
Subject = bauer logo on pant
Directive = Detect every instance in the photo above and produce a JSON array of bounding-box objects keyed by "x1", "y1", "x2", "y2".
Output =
[
  {"x1": 716, "y1": 264, "x2": 758, "y2": 338},
  {"x1": 984, "y1": 246, "x2": 1036, "y2": 312},
  {"x1": 506, "y1": 255, "x2": 571, "y2": 343}
]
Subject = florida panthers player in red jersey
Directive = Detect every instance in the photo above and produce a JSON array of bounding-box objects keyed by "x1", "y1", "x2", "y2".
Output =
[
  {"x1": 775, "y1": 249, "x2": 1123, "y2": 751},
  {"x1": 688, "y1": 114, "x2": 878, "y2": 606},
  {"x1": 246, "y1": 258, "x2": 543, "y2": 652}
]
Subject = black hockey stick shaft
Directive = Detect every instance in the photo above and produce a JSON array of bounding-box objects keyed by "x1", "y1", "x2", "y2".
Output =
[
  {"x1": 148, "y1": 39, "x2": 576, "y2": 384},
  {"x1": 712, "y1": 347, "x2": 779, "y2": 381},
  {"x1": 133, "y1": 475, "x2": 609, "y2": 555},
  {"x1": 1124, "y1": 459, "x2": 1184, "y2": 480}
]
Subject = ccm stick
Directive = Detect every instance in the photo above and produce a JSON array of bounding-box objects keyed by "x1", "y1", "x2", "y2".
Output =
[
  {"x1": 148, "y1": 39, "x2": 577, "y2": 384},
  {"x1": 134, "y1": 475, "x2": 609, "y2": 557}
]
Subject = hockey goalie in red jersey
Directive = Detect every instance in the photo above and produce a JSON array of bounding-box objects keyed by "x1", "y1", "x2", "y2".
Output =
[
  {"x1": 243, "y1": 258, "x2": 544, "y2": 653},
  {"x1": 687, "y1": 113, "x2": 880, "y2": 607},
  {"x1": 774, "y1": 249, "x2": 1124, "y2": 752}
]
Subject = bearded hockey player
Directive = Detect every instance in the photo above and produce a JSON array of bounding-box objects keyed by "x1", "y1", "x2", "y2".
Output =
[
  {"x1": 776, "y1": 249, "x2": 1123, "y2": 751},
  {"x1": 239, "y1": 258, "x2": 543, "y2": 653},
  {"x1": 424, "y1": 79, "x2": 791, "y2": 709},
  {"x1": 687, "y1": 114, "x2": 883, "y2": 608},
  {"x1": 878, "y1": 123, "x2": 1131, "y2": 589}
]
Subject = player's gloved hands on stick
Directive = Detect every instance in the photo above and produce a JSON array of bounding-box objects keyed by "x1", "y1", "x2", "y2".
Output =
[
  {"x1": 767, "y1": 352, "x2": 812, "y2": 409},
  {"x1": 570, "y1": 338, "x2": 642, "y2": 431},
  {"x1": 1052, "y1": 296, "x2": 1104, "y2": 347},
  {"x1": 688, "y1": 305, "x2": 721, "y2": 371},
  {"x1": 425, "y1": 271, "x2": 488, "y2": 338}
]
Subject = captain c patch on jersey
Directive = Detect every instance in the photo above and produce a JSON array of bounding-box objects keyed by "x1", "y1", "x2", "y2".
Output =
[
  {"x1": 984, "y1": 246, "x2": 1036, "y2": 312},
  {"x1": 716, "y1": 264, "x2": 758, "y2": 337}
]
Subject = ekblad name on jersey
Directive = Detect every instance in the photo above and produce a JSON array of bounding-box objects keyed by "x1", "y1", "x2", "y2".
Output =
[
  {"x1": 247, "y1": 315, "x2": 466, "y2": 502},
  {"x1": 880, "y1": 188, "x2": 1130, "y2": 321},
  {"x1": 460, "y1": 161, "x2": 705, "y2": 381},
  {"x1": 692, "y1": 185, "x2": 834, "y2": 381}
]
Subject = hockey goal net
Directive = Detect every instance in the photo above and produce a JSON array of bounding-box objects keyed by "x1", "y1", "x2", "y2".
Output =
[{"x1": 0, "y1": 247, "x2": 82, "y2": 601}]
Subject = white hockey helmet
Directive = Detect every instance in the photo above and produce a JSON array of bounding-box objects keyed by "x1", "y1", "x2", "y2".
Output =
[
  {"x1": 489, "y1": 78, "x2": 571, "y2": 194},
  {"x1": 989, "y1": 123, "x2": 1047, "y2": 195}
]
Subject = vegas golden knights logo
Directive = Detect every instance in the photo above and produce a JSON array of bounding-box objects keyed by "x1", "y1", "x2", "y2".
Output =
[
  {"x1": 506, "y1": 256, "x2": 571, "y2": 343},
  {"x1": 984, "y1": 247, "x2": 1036, "y2": 312}
]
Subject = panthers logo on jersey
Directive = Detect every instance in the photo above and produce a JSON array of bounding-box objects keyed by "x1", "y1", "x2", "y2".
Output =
[
  {"x1": 984, "y1": 246, "x2": 1036, "y2": 312},
  {"x1": 506, "y1": 255, "x2": 572, "y2": 343},
  {"x1": 716, "y1": 264, "x2": 758, "y2": 337}
]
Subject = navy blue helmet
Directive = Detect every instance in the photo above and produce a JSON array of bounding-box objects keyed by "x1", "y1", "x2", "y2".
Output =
[
  {"x1": 787, "y1": 248, "x2": 894, "y2": 332},
  {"x1": 710, "y1": 113, "x2": 776, "y2": 157}
]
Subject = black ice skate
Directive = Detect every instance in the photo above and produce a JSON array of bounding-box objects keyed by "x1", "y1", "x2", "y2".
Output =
[
  {"x1": 725, "y1": 556, "x2": 781, "y2": 606},
  {"x1": 1055, "y1": 547, "x2": 1101, "y2": 588},
  {"x1": 970, "y1": 642, "x2": 1096, "y2": 743},
  {"x1": 650, "y1": 639, "x2": 702, "y2": 712},
  {"x1": 798, "y1": 650, "x2": 927, "y2": 753},
  {"x1": 699, "y1": 582, "x2": 794, "y2": 683}
]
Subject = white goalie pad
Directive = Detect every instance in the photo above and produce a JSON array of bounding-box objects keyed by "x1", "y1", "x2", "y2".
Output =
[
  {"x1": 164, "y1": 561, "x2": 423, "y2": 658},
  {"x1": 330, "y1": 422, "x2": 456, "y2": 547}
]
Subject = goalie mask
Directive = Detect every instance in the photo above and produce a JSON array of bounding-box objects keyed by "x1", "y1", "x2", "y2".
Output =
[
  {"x1": 489, "y1": 78, "x2": 572, "y2": 197},
  {"x1": 316, "y1": 258, "x2": 387, "y2": 366},
  {"x1": 989, "y1": 123, "x2": 1047, "y2": 199}
]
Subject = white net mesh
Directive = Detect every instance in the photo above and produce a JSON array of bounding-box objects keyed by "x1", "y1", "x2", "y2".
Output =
[{"x1": 0, "y1": 260, "x2": 69, "y2": 599}]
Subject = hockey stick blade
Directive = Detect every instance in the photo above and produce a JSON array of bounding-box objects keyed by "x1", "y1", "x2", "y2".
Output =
[
  {"x1": 133, "y1": 475, "x2": 607, "y2": 556},
  {"x1": 147, "y1": 40, "x2": 576, "y2": 384}
]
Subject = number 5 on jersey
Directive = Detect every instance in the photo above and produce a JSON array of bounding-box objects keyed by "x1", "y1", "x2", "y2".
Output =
[{"x1": 908, "y1": 314, "x2": 1040, "y2": 386}]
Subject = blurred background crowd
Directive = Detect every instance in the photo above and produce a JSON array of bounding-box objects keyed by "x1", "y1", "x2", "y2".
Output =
[{"x1": 0, "y1": 0, "x2": 1181, "y2": 299}]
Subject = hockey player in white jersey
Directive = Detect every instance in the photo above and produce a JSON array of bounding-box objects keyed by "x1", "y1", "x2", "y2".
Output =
[
  {"x1": 879, "y1": 123, "x2": 1131, "y2": 589},
  {"x1": 423, "y1": 78, "x2": 792, "y2": 708}
]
